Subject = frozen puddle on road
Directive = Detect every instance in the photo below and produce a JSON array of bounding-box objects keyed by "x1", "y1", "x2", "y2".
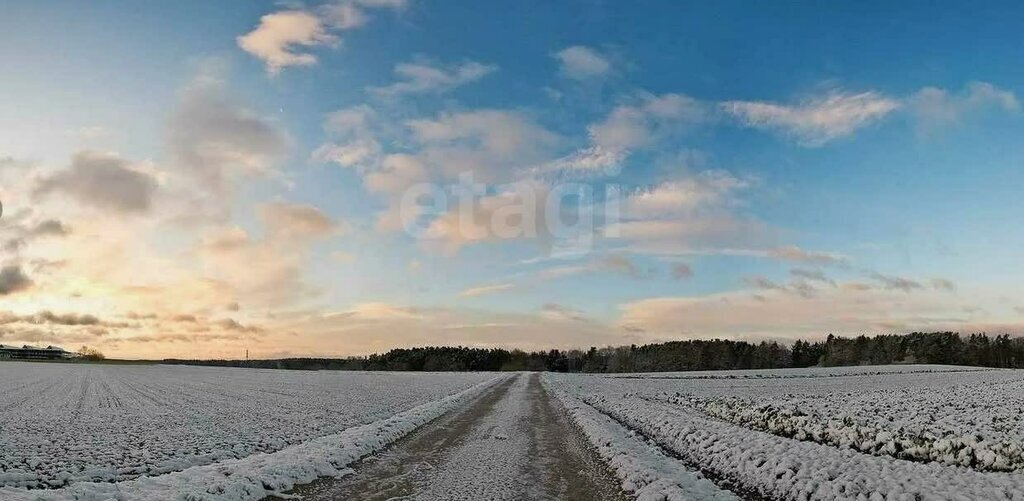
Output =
[{"x1": 285, "y1": 373, "x2": 626, "y2": 501}]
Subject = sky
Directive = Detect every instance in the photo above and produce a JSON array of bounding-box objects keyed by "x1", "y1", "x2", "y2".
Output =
[{"x1": 1, "y1": 0, "x2": 1023, "y2": 359}]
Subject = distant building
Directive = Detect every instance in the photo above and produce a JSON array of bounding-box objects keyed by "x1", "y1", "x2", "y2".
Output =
[{"x1": 0, "y1": 344, "x2": 76, "y2": 360}]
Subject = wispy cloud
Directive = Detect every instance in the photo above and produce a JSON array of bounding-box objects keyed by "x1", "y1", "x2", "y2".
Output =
[
  {"x1": 869, "y1": 272, "x2": 923, "y2": 292},
  {"x1": 609, "y1": 171, "x2": 771, "y2": 256},
  {"x1": 536, "y1": 92, "x2": 706, "y2": 176},
  {"x1": 790, "y1": 268, "x2": 835, "y2": 286},
  {"x1": 458, "y1": 283, "x2": 516, "y2": 298},
  {"x1": 766, "y1": 246, "x2": 847, "y2": 265},
  {"x1": 537, "y1": 254, "x2": 648, "y2": 281},
  {"x1": 722, "y1": 90, "x2": 900, "y2": 146},
  {"x1": 540, "y1": 303, "x2": 587, "y2": 322},
  {"x1": 624, "y1": 171, "x2": 748, "y2": 218},
  {"x1": 369, "y1": 60, "x2": 497, "y2": 98}
]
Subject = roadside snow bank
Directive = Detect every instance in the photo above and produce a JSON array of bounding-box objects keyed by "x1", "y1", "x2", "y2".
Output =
[
  {"x1": 0, "y1": 374, "x2": 508, "y2": 501},
  {"x1": 544, "y1": 376, "x2": 739, "y2": 501}
]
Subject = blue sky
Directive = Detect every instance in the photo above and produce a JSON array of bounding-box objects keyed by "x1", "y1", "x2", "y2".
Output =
[{"x1": 1, "y1": 0, "x2": 1022, "y2": 358}]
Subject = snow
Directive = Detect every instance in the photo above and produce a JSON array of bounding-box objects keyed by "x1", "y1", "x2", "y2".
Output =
[
  {"x1": 545, "y1": 375, "x2": 739, "y2": 501},
  {"x1": 5, "y1": 363, "x2": 1023, "y2": 500},
  {"x1": 0, "y1": 362, "x2": 504, "y2": 497},
  {"x1": 547, "y1": 365, "x2": 1024, "y2": 500},
  {"x1": 602, "y1": 364, "x2": 993, "y2": 380},
  {"x1": 409, "y1": 372, "x2": 533, "y2": 499}
]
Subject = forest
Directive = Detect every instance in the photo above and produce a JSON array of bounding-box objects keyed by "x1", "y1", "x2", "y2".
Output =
[{"x1": 162, "y1": 331, "x2": 1024, "y2": 372}]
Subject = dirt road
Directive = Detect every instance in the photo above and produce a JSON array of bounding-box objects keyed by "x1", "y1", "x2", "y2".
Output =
[{"x1": 284, "y1": 373, "x2": 625, "y2": 500}]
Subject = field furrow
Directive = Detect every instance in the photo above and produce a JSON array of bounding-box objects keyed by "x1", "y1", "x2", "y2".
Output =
[
  {"x1": 547, "y1": 365, "x2": 1024, "y2": 500},
  {"x1": 0, "y1": 363, "x2": 501, "y2": 492}
]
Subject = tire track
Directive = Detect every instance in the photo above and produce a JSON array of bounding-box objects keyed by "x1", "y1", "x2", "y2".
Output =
[{"x1": 282, "y1": 373, "x2": 626, "y2": 501}]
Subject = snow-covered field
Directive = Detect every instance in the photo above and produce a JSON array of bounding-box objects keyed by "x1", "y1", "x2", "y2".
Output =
[
  {"x1": 0, "y1": 362, "x2": 503, "y2": 499},
  {"x1": 545, "y1": 365, "x2": 1024, "y2": 500},
  {"x1": 3, "y1": 363, "x2": 1022, "y2": 500}
]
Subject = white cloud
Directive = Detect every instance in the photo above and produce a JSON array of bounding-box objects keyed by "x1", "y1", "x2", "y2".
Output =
[
  {"x1": 552, "y1": 46, "x2": 612, "y2": 80},
  {"x1": 407, "y1": 109, "x2": 558, "y2": 182},
  {"x1": 407, "y1": 110, "x2": 555, "y2": 155},
  {"x1": 610, "y1": 218, "x2": 772, "y2": 255},
  {"x1": 625, "y1": 171, "x2": 748, "y2": 218},
  {"x1": 590, "y1": 93, "x2": 705, "y2": 151},
  {"x1": 722, "y1": 90, "x2": 900, "y2": 146},
  {"x1": 608, "y1": 171, "x2": 771, "y2": 255},
  {"x1": 238, "y1": 1, "x2": 407, "y2": 74},
  {"x1": 323, "y1": 105, "x2": 377, "y2": 136},
  {"x1": 530, "y1": 146, "x2": 626, "y2": 177},
  {"x1": 536, "y1": 93, "x2": 705, "y2": 176},
  {"x1": 237, "y1": 11, "x2": 337, "y2": 74},
  {"x1": 369, "y1": 60, "x2": 497, "y2": 98},
  {"x1": 259, "y1": 201, "x2": 340, "y2": 240},
  {"x1": 313, "y1": 105, "x2": 384, "y2": 170},
  {"x1": 167, "y1": 75, "x2": 289, "y2": 194},
  {"x1": 195, "y1": 202, "x2": 339, "y2": 305},
  {"x1": 364, "y1": 153, "x2": 429, "y2": 195},
  {"x1": 910, "y1": 81, "x2": 1019, "y2": 130},
  {"x1": 424, "y1": 181, "x2": 552, "y2": 253},
  {"x1": 312, "y1": 140, "x2": 380, "y2": 168}
]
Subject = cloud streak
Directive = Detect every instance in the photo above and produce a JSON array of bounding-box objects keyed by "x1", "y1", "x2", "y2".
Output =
[
  {"x1": 369, "y1": 60, "x2": 497, "y2": 98},
  {"x1": 722, "y1": 90, "x2": 900, "y2": 146},
  {"x1": 458, "y1": 283, "x2": 516, "y2": 298}
]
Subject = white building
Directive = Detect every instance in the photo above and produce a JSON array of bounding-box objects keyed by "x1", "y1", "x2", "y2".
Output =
[{"x1": 0, "y1": 344, "x2": 76, "y2": 360}]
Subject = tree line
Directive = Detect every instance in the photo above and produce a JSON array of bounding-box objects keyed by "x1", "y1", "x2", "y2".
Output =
[{"x1": 162, "y1": 331, "x2": 1024, "y2": 372}]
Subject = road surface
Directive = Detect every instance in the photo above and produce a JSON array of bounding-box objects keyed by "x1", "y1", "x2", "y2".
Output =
[{"x1": 284, "y1": 373, "x2": 626, "y2": 500}]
